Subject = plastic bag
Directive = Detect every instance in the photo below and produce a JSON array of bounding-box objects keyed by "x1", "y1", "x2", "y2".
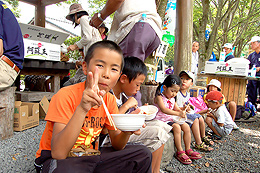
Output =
[{"x1": 189, "y1": 95, "x2": 208, "y2": 113}]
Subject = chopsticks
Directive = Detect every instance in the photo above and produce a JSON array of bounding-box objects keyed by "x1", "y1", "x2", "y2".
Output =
[{"x1": 100, "y1": 96, "x2": 117, "y2": 130}]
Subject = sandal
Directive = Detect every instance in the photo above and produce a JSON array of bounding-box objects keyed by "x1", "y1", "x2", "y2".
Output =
[
  {"x1": 202, "y1": 136, "x2": 214, "y2": 146},
  {"x1": 175, "y1": 151, "x2": 192, "y2": 165},
  {"x1": 211, "y1": 134, "x2": 222, "y2": 140},
  {"x1": 194, "y1": 142, "x2": 214, "y2": 152},
  {"x1": 186, "y1": 149, "x2": 202, "y2": 160}
]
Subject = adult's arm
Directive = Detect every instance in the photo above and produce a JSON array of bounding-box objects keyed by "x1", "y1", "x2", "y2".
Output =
[{"x1": 89, "y1": 0, "x2": 125, "y2": 28}]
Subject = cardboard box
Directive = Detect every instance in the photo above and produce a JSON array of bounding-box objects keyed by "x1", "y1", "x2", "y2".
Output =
[
  {"x1": 39, "y1": 96, "x2": 49, "y2": 120},
  {"x1": 190, "y1": 86, "x2": 206, "y2": 97},
  {"x1": 14, "y1": 101, "x2": 39, "y2": 131},
  {"x1": 205, "y1": 61, "x2": 249, "y2": 76},
  {"x1": 19, "y1": 23, "x2": 69, "y2": 61}
]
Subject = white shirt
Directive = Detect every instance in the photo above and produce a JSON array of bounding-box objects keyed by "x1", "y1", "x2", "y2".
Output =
[
  {"x1": 214, "y1": 105, "x2": 234, "y2": 128},
  {"x1": 76, "y1": 16, "x2": 102, "y2": 56},
  {"x1": 108, "y1": 0, "x2": 162, "y2": 44},
  {"x1": 191, "y1": 51, "x2": 199, "y2": 75},
  {"x1": 176, "y1": 91, "x2": 195, "y2": 114}
]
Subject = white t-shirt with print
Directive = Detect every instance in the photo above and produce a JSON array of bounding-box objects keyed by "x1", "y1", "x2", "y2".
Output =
[{"x1": 214, "y1": 105, "x2": 234, "y2": 128}]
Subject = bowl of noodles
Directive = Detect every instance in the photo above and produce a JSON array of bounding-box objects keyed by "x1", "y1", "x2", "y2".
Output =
[
  {"x1": 139, "y1": 105, "x2": 158, "y2": 120},
  {"x1": 111, "y1": 114, "x2": 146, "y2": 131}
]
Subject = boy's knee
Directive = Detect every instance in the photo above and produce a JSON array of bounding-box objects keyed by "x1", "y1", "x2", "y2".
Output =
[
  {"x1": 205, "y1": 117, "x2": 212, "y2": 124},
  {"x1": 229, "y1": 101, "x2": 236, "y2": 108}
]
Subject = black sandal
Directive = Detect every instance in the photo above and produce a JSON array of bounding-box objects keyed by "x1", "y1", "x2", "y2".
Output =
[{"x1": 202, "y1": 136, "x2": 214, "y2": 146}]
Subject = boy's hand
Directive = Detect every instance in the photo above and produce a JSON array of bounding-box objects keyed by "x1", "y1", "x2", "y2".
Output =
[
  {"x1": 207, "y1": 112, "x2": 214, "y2": 118},
  {"x1": 79, "y1": 68, "x2": 105, "y2": 113},
  {"x1": 124, "y1": 97, "x2": 138, "y2": 109}
]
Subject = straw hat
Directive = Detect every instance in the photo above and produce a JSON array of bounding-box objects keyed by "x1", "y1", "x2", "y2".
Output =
[{"x1": 66, "y1": 3, "x2": 88, "y2": 21}]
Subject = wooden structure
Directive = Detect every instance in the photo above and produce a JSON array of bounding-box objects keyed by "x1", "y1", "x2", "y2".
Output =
[
  {"x1": 200, "y1": 73, "x2": 258, "y2": 105},
  {"x1": 19, "y1": 0, "x2": 67, "y2": 27},
  {"x1": 0, "y1": 87, "x2": 16, "y2": 140},
  {"x1": 15, "y1": 59, "x2": 75, "y2": 101}
]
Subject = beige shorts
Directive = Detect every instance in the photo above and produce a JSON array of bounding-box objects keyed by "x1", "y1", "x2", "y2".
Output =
[
  {"x1": 0, "y1": 59, "x2": 19, "y2": 91},
  {"x1": 128, "y1": 119, "x2": 172, "y2": 152}
]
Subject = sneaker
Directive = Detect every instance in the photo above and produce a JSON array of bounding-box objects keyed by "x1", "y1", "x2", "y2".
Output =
[{"x1": 233, "y1": 123, "x2": 239, "y2": 130}]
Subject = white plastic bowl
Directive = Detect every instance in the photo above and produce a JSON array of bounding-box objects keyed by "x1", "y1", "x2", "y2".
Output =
[
  {"x1": 111, "y1": 114, "x2": 146, "y2": 131},
  {"x1": 139, "y1": 105, "x2": 158, "y2": 120}
]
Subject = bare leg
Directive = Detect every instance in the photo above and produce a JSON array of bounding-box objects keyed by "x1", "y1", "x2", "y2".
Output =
[
  {"x1": 205, "y1": 117, "x2": 221, "y2": 136},
  {"x1": 151, "y1": 144, "x2": 164, "y2": 173},
  {"x1": 228, "y1": 101, "x2": 237, "y2": 121},
  {"x1": 172, "y1": 123, "x2": 183, "y2": 152},
  {"x1": 191, "y1": 119, "x2": 202, "y2": 145},
  {"x1": 181, "y1": 123, "x2": 191, "y2": 150},
  {"x1": 198, "y1": 117, "x2": 206, "y2": 138}
]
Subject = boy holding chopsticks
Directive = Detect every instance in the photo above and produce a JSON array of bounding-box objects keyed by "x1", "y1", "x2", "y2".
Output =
[
  {"x1": 34, "y1": 41, "x2": 152, "y2": 172},
  {"x1": 176, "y1": 71, "x2": 214, "y2": 151}
]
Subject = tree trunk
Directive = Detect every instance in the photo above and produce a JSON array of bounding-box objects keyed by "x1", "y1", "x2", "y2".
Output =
[{"x1": 174, "y1": 0, "x2": 193, "y2": 75}]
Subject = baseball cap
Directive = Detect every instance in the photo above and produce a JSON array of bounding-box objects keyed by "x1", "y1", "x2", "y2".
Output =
[
  {"x1": 205, "y1": 90, "x2": 223, "y2": 102},
  {"x1": 248, "y1": 36, "x2": 260, "y2": 44},
  {"x1": 179, "y1": 70, "x2": 195, "y2": 81},
  {"x1": 222, "y1": 43, "x2": 233, "y2": 49},
  {"x1": 207, "y1": 79, "x2": 221, "y2": 91}
]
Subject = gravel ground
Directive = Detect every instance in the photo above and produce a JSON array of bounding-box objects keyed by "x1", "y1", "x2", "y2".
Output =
[{"x1": 1, "y1": 115, "x2": 260, "y2": 173}]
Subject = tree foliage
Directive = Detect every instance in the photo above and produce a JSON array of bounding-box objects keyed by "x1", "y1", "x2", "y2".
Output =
[
  {"x1": 193, "y1": 0, "x2": 260, "y2": 72},
  {"x1": 2, "y1": 0, "x2": 20, "y2": 17}
]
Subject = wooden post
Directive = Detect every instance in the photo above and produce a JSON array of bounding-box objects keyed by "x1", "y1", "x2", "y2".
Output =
[
  {"x1": 174, "y1": 0, "x2": 193, "y2": 75},
  {"x1": 35, "y1": 1, "x2": 45, "y2": 27}
]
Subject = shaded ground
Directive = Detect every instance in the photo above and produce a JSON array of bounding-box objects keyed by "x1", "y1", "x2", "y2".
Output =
[{"x1": 0, "y1": 115, "x2": 259, "y2": 173}]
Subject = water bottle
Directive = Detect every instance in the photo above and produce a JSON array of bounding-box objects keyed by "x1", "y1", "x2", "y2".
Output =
[
  {"x1": 251, "y1": 65, "x2": 256, "y2": 77},
  {"x1": 219, "y1": 51, "x2": 225, "y2": 62},
  {"x1": 139, "y1": 13, "x2": 146, "y2": 22}
]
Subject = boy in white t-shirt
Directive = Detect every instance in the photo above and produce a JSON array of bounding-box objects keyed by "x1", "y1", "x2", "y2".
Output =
[
  {"x1": 177, "y1": 71, "x2": 213, "y2": 151},
  {"x1": 205, "y1": 90, "x2": 234, "y2": 139}
]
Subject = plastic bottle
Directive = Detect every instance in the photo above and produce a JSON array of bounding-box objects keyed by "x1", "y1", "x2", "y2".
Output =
[
  {"x1": 139, "y1": 13, "x2": 146, "y2": 22},
  {"x1": 251, "y1": 65, "x2": 256, "y2": 77},
  {"x1": 147, "y1": 67, "x2": 153, "y2": 81},
  {"x1": 219, "y1": 51, "x2": 225, "y2": 62}
]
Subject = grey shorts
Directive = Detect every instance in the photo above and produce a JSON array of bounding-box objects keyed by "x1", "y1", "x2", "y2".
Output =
[
  {"x1": 119, "y1": 22, "x2": 161, "y2": 61},
  {"x1": 212, "y1": 119, "x2": 233, "y2": 137}
]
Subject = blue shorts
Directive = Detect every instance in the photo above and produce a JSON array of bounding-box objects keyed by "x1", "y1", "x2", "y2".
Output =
[{"x1": 187, "y1": 113, "x2": 202, "y2": 122}]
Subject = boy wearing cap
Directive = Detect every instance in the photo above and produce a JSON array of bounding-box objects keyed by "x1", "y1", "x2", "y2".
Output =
[
  {"x1": 177, "y1": 71, "x2": 214, "y2": 151},
  {"x1": 203, "y1": 79, "x2": 239, "y2": 130},
  {"x1": 247, "y1": 36, "x2": 260, "y2": 106},
  {"x1": 223, "y1": 43, "x2": 234, "y2": 62},
  {"x1": 205, "y1": 90, "x2": 235, "y2": 139}
]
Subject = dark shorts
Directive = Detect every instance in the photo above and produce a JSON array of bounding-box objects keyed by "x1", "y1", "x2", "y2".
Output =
[
  {"x1": 119, "y1": 22, "x2": 161, "y2": 62},
  {"x1": 167, "y1": 121, "x2": 192, "y2": 127},
  {"x1": 34, "y1": 145, "x2": 152, "y2": 173}
]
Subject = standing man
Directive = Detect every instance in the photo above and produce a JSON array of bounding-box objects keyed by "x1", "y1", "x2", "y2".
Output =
[
  {"x1": 247, "y1": 36, "x2": 260, "y2": 106},
  {"x1": 89, "y1": 0, "x2": 162, "y2": 62},
  {"x1": 0, "y1": 1, "x2": 24, "y2": 91},
  {"x1": 223, "y1": 43, "x2": 234, "y2": 62},
  {"x1": 191, "y1": 41, "x2": 199, "y2": 76}
]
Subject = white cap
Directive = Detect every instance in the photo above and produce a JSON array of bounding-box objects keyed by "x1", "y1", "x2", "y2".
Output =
[
  {"x1": 207, "y1": 79, "x2": 221, "y2": 91},
  {"x1": 248, "y1": 36, "x2": 260, "y2": 44},
  {"x1": 222, "y1": 43, "x2": 233, "y2": 49},
  {"x1": 179, "y1": 70, "x2": 195, "y2": 81}
]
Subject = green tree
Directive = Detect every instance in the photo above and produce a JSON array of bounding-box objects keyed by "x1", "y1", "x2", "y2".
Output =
[
  {"x1": 2, "y1": 0, "x2": 20, "y2": 17},
  {"x1": 193, "y1": 0, "x2": 260, "y2": 73}
]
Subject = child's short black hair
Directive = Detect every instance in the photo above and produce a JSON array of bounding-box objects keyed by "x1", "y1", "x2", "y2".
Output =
[
  {"x1": 84, "y1": 40, "x2": 124, "y2": 71},
  {"x1": 122, "y1": 56, "x2": 147, "y2": 82}
]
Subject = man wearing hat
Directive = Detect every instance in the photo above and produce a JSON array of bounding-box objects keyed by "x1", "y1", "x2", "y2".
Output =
[
  {"x1": 222, "y1": 43, "x2": 234, "y2": 62},
  {"x1": 247, "y1": 36, "x2": 260, "y2": 107},
  {"x1": 66, "y1": 3, "x2": 101, "y2": 56}
]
